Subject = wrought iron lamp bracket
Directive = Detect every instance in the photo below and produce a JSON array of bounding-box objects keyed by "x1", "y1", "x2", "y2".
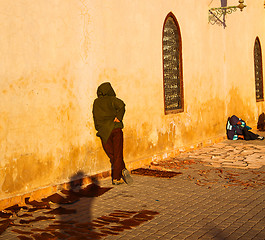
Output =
[{"x1": 208, "y1": 1, "x2": 246, "y2": 26}]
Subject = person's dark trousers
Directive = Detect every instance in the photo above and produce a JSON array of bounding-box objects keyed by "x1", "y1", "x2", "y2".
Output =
[
  {"x1": 101, "y1": 128, "x2": 126, "y2": 180},
  {"x1": 242, "y1": 127, "x2": 258, "y2": 140}
]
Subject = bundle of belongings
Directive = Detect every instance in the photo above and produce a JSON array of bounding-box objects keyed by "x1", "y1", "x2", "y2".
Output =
[
  {"x1": 257, "y1": 113, "x2": 265, "y2": 131},
  {"x1": 226, "y1": 115, "x2": 264, "y2": 141}
]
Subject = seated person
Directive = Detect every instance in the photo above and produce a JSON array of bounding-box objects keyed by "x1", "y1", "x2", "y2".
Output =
[{"x1": 226, "y1": 115, "x2": 264, "y2": 140}]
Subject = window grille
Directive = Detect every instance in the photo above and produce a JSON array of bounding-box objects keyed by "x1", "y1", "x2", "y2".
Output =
[
  {"x1": 163, "y1": 13, "x2": 183, "y2": 114},
  {"x1": 254, "y1": 37, "x2": 264, "y2": 101}
]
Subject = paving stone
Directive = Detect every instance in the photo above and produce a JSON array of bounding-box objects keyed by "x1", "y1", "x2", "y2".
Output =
[
  {"x1": 251, "y1": 230, "x2": 265, "y2": 240},
  {"x1": 1, "y1": 139, "x2": 265, "y2": 239}
]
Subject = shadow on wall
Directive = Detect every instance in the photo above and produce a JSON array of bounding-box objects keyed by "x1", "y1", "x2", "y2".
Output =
[
  {"x1": 257, "y1": 113, "x2": 265, "y2": 131},
  {"x1": 227, "y1": 86, "x2": 256, "y2": 123}
]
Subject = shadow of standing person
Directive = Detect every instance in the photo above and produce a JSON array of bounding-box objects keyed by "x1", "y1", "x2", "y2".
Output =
[
  {"x1": 46, "y1": 171, "x2": 112, "y2": 239},
  {"x1": 0, "y1": 171, "x2": 112, "y2": 239}
]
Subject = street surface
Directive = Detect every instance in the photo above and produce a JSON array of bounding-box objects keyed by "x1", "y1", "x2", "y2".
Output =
[{"x1": 1, "y1": 133, "x2": 265, "y2": 240}]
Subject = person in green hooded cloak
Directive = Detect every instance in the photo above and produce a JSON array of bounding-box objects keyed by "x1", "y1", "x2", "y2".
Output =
[{"x1": 92, "y1": 82, "x2": 133, "y2": 185}]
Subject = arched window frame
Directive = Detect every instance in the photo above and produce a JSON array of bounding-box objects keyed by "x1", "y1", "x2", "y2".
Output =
[
  {"x1": 162, "y1": 12, "x2": 184, "y2": 115},
  {"x1": 254, "y1": 37, "x2": 264, "y2": 102}
]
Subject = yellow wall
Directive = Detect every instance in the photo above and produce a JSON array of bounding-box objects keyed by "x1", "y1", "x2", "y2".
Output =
[{"x1": 0, "y1": 0, "x2": 264, "y2": 201}]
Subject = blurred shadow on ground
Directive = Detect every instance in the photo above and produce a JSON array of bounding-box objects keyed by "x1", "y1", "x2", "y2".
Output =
[
  {"x1": 0, "y1": 171, "x2": 113, "y2": 239},
  {"x1": 201, "y1": 224, "x2": 231, "y2": 240},
  {"x1": 204, "y1": 223, "x2": 265, "y2": 240},
  {"x1": 38, "y1": 171, "x2": 114, "y2": 239},
  {"x1": 0, "y1": 171, "x2": 160, "y2": 239},
  {"x1": 52, "y1": 172, "x2": 159, "y2": 239},
  {"x1": 54, "y1": 171, "x2": 101, "y2": 239}
]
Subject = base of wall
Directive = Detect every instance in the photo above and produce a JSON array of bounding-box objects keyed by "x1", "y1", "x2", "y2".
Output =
[
  {"x1": 0, "y1": 135, "x2": 226, "y2": 211},
  {"x1": 0, "y1": 170, "x2": 111, "y2": 211},
  {"x1": 126, "y1": 135, "x2": 226, "y2": 170}
]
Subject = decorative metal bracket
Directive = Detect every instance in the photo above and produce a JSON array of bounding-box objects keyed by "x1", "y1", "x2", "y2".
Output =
[{"x1": 209, "y1": 0, "x2": 246, "y2": 26}]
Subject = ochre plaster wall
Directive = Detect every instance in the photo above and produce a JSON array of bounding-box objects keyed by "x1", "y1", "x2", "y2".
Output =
[{"x1": 0, "y1": 0, "x2": 264, "y2": 202}]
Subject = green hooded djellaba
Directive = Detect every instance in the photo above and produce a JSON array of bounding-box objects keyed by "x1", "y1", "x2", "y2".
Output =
[{"x1": 92, "y1": 82, "x2": 125, "y2": 143}]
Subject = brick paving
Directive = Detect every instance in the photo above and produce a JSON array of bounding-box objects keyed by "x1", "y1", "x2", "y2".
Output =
[{"x1": 1, "y1": 133, "x2": 265, "y2": 240}]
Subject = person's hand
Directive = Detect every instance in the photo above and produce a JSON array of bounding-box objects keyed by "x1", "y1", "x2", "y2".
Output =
[{"x1": 114, "y1": 117, "x2": 120, "y2": 122}]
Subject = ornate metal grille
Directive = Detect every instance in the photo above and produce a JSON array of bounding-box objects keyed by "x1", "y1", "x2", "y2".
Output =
[
  {"x1": 254, "y1": 38, "x2": 264, "y2": 101},
  {"x1": 163, "y1": 15, "x2": 183, "y2": 113}
]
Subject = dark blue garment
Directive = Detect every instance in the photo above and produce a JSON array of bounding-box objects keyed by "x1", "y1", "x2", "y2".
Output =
[
  {"x1": 227, "y1": 115, "x2": 243, "y2": 140},
  {"x1": 226, "y1": 115, "x2": 254, "y2": 140}
]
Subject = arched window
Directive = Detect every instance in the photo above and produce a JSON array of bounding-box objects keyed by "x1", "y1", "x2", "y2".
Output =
[
  {"x1": 163, "y1": 13, "x2": 184, "y2": 114},
  {"x1": 254, "y1": 37, "x2": 264, "y2": 101}
]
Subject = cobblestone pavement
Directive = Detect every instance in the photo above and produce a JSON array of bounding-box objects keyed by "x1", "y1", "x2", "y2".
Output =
[
  {"x1": 178, "y1": 140, "x2": 265, "y2": 169},
  {"x1": 1, "y1": 133, "x2": 265, "y2": 240}
]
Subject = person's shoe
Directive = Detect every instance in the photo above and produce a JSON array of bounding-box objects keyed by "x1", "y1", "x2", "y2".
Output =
[
  {"x1": 112, "y1": 179, "x2": 124, "y2": 185},
  {"x1": 121, "y1": 169, "x2": 133, "y2": 185},
  {"x1": 257, "y1": 136, "x2": 264, "y2": 140}
]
